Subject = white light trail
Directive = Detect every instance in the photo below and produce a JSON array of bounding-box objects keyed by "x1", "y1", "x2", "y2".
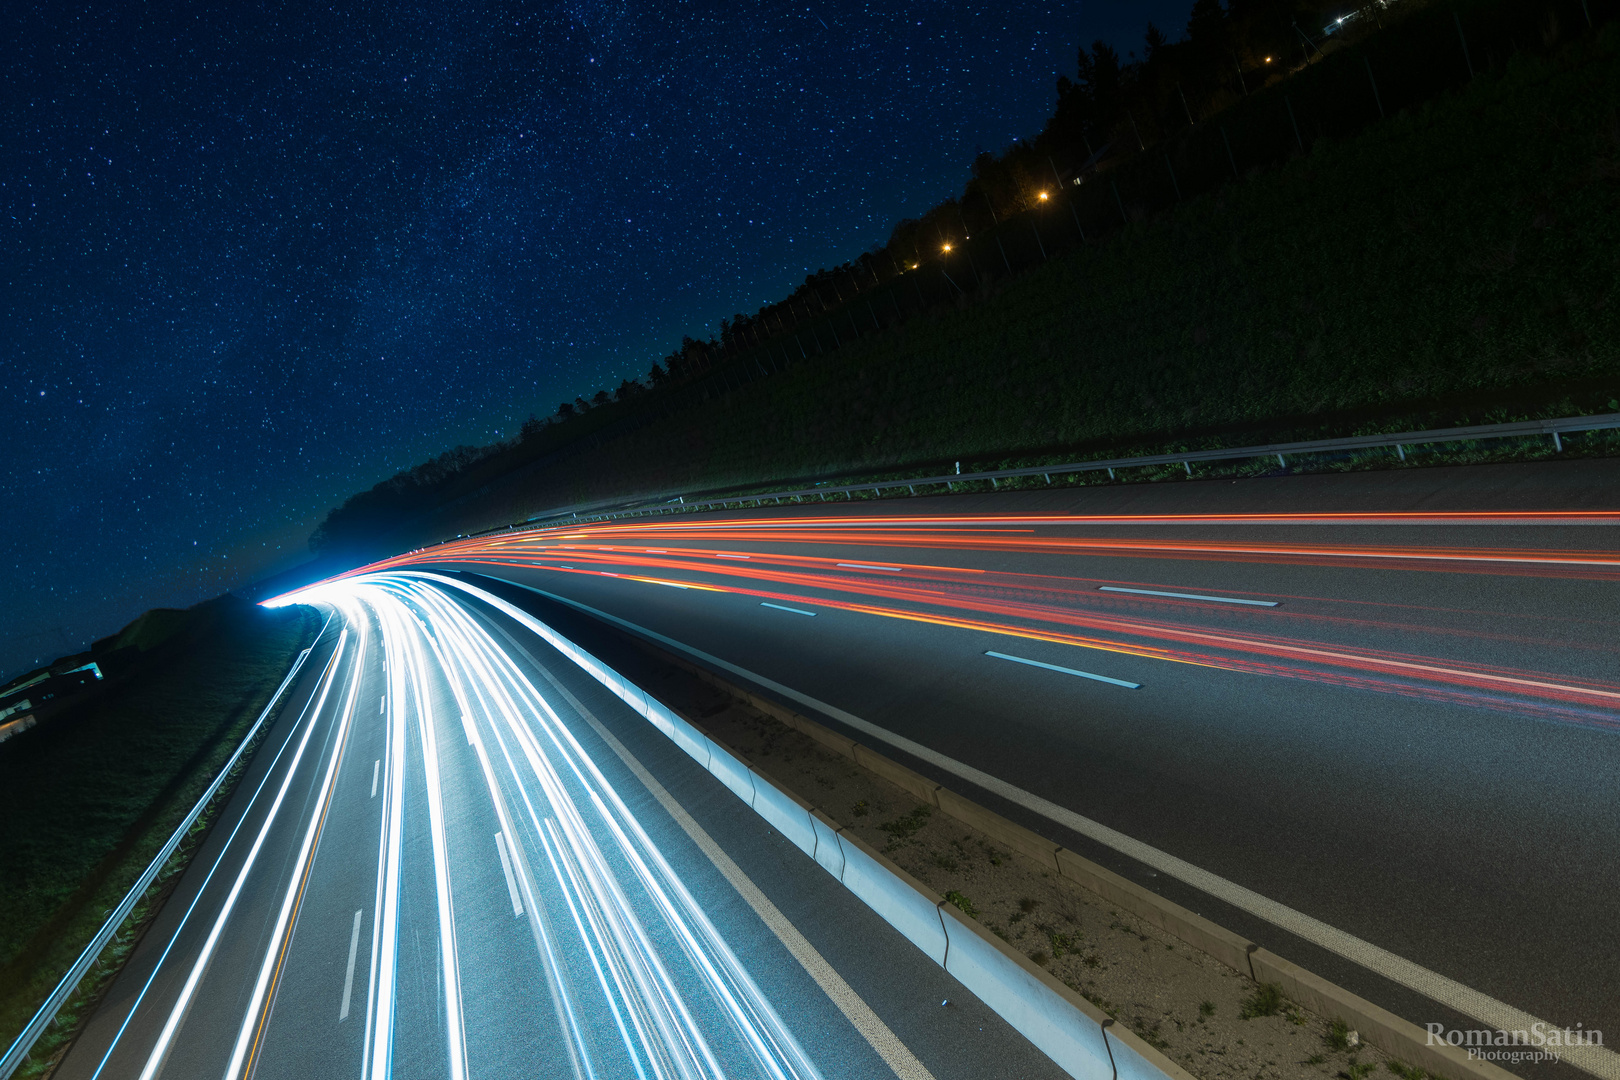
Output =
[{"x1": 267, "y1": 573, "x2": 825, "y2": 1080}]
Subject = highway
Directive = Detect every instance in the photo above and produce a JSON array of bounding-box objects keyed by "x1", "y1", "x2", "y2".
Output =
[
  {"x1": 367, "y1": 461, "x2": 1620, "y2": 1080},
  {"x1": 55, "y1": 574, "x2": 1063, "y2": 1080}
]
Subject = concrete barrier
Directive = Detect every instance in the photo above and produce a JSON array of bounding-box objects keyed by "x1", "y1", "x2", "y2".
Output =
[
  {"x1": 749, "y1": 769, "x2": 819, "y2": 858},
  {"x1": 1107, "y1": 1021, "x2": 1201, "y2": 1080},
  {"x1": 1053, "y1": 849, "x2": 1254, "y2": 974},
  {"x1": 703, "y1": 734, "x2": 757, "y2": 803},
  {"x1": 937, "y1": 902, "x2": 1119, "y2": 1080},
  {"x1": 833, "y1": 830, "x2": 951, "y2": 967},
  {"x1": 810, "y1": 810, "x2": 847, "y2": 879}
]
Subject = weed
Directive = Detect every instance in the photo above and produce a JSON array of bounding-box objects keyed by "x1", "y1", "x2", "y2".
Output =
[
  {"x1": 1200, "y1": 1001, "x2": 1217, "y2": 1017},
  {"x1": 943, "y1": 889, "x2": 977, "y2": 918},
  {"x1": 931, "y1": 853, "x2": 959, "y2": 871},
  {"x1": 1018, "y1": 897, "x2": 1040, "y2": 914},
  {"x1": 1082, "y1": 954, "x2": 1102, "y2": 968},
  {"x1": 1030, "y1": 950, "x2": 1051, "y2": 966},
  {"x1": 1240, "y1": 983, "x2": 1288, "y2": 1019},
  {"x1": 879, "y1": 805, "x2": 930, "y2": 846},
  {"x1": 1326, "y1": 1018, "x2": 1355, "y2": 1051},
  {"x1": 1050, "y1": 931, "x2": 1077, "y2": 959},
  {"x1": 1340, "y1": 1061, "x2": 1377, "y2": 1080},
  {"x1": 1307, "y1": 1054, "x2": 1327, "y2": 1066},
  {"x1": 1386, "y1": 1063, "x2": 1433, "y2": 1080},
  {"x1": 850, "y1": 799, "x2": 868, "y2": 817}
]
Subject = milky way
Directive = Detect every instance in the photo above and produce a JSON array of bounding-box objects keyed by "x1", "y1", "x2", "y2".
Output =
[{"x1": 1, "y1": 0, "x2": 1187, "y2": 678}]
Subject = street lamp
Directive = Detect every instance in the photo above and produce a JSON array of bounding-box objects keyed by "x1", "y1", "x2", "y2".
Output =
[
  {"x1": 1037, "y1": 191, "x2": 1049, "y2": 201},
  {"x1": 941, "y1": 243, "x2": 952, "y2": 252}
]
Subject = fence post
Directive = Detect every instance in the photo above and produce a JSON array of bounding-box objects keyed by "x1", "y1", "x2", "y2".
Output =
[
  {"x1": 1111, "y1": 180, "x2": 1128, "y2": 225},
  {"x1": 1030, "y1": 219, "x2": 1047, "y2": 260},
  {"x1": 1165, "y1": 152, "x2": 1182, "y2": 201},
  {"x1": 1364, "y1": 56, "x2": 1385, "y2": 119},
  {"x1": 941, "y1": 267, "x2": 966, "y2": 296},
  {"x1": 1285, "y1": 95, "x2": 1303, "y2": 150},
  {"x1": 1454, "y1": 12, "x2": 1475, "y2": 79}
]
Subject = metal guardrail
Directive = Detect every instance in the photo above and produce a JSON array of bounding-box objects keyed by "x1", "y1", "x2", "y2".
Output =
[
  {"x1": 0, "y1": 635, "x2": 326, "y2": 1080},
  {"x1": 519, "y1": 412, "x2": 1620, "y2": 526}
]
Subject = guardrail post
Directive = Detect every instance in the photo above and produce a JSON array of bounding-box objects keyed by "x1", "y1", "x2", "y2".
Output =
[
  {"x1": 1396, "y1": 443, "x2": 1405, "y2": 461},
  {"x1": 1107, "y1": 468, "x2": 1115, "y2": 479},
  {"x1": 1183, "y1": 461, "x2": 1192, "y2": 475},
  {"x1": 1553, "y1": 431, "x2": 1563, "y2": 451},
  {"x1": 1277, "y1": 453, "x2": 1285, "y2": 466},
  {"x1": 1044, "y1": 474, "x2": 1051, "y2": 484}
]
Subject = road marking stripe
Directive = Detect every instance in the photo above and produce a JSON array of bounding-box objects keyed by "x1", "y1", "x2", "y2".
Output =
[
  {"x1": 837, "y1": 562, "x2": 902, "y2": 572},
  {"x1": 760, "y1": 602, "x2": 817, "y2": 617},
  {"x1": 379, "y1": 695, "x2": 386, "y2": 713},
  {"x1": 340, "y1": 910, "x2": 362, "y2": 1020},
  {"x1": 1099, "y1": 586, "x2": 1278, "y2": 607},
  {"x1": 520, "y1": 585, "x2": 1620, "y2": 1080},
  {"x1": 530, "y1": 661, "x2": 936, "y2": 1080},
  {"x1": 714, "y1": 553, "x2": 751, "y2": 559},
  {"x1": 657, "y1": 581, "x2": 691, "y2": 589},
  {"x1": 370, "y1": 759, "x2": 379, "y2": 798},
  {"x1": 985, "y1": 651, "x2": 1141, "y2": 689},
  {"x1": 495, "y1": 832, "x2": 524, "y2": 917}
]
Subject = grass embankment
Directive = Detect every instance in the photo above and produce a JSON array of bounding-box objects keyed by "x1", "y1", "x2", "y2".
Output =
[
  {"x1": 420, "y1": 28, "x2": 1620, "y2": 539},
  {"x1": 0, "y1": 596, "x2": 320, "y2": 1074}
]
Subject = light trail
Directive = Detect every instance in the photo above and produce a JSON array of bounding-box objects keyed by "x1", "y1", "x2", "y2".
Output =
[
  {"x1": 319, "y1": 519, "x2": 1620, "y2": 727},
  {"x1": 261, "y1": 575, "x2": 826, "y2": 1080}
]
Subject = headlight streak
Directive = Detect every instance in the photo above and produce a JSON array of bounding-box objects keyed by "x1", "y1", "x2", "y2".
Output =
[
  {"x1": 351, "y1": 528, "x2": 1620, "y2": 729},
  {"x1": 223, "y1": 605, "x2": 368, "y2": 1080},
  {"x1": 404, "y1": 579, "x2": 820, "y2": 1080},
  {"x1": 135, "y1": 627, "x2": 351, "y2": 1080},
  {"x1": 275, "y1": 574, "x2": 824, "y2": 1080}
]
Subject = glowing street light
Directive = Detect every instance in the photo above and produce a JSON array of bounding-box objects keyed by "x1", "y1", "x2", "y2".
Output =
[
  {"x1": 941, "y1": 243, "x2": 952, "y2": 252},
  {"x1": 1037, "y1": 191, "x2": 1049, "y2": 201}
]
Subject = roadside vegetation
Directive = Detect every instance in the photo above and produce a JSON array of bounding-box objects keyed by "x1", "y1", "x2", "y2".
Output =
[
  {"x1": 312, "y1": 0, "x2": 1620, "y2": 559},
  {"x1": 0, "y1": 596, "x2": 319, "y2": 1075}
]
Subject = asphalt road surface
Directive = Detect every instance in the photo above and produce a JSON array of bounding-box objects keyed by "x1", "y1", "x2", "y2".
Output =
[
  {"x1": 375, "y1": 459, "x2": 1620, "y2": 1080},
  {"x1": 56, "y1": 575, "x2": 1062, "y2": 1080}
]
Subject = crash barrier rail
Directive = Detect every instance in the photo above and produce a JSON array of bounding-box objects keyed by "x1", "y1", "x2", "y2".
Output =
[
  {"x1": 0, "y1": 632, "x2": 328, "y2": 1080},
  {"x1": 522, "y1": 411, "x2": 1620, "y2": 527},
  {"x1": 427, "y1": 573, "x2": 1184, "y2": 1080}
]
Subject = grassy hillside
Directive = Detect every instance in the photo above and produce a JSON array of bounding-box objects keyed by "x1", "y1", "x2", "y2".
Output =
[
  {"x1": 405, "y1": 27, "x2": 1620, "y2": 540},
  {"x1": 0, "y1": 596, "x2": 320, "y2": 1072}
]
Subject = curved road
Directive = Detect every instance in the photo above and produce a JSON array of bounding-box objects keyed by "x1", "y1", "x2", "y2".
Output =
[{"x1": 375, "y1": 461, "x2": 1620, "y2": 1080}]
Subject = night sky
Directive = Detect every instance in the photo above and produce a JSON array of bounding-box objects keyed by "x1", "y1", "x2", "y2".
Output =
[{"x1": 2, "y1": 0, "x2": 1189, "y2": 681}]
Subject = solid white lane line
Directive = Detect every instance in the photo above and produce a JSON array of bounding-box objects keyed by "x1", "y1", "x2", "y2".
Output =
[
  {"x1": 1099, "y1": 586, "x2": 1278, "y2": 607},
  {"x1": 340, "y1": 910, "x2": 362, "y2": 1021},
  {"x1": 646, "y1": 549, "x2": 667, "y2": 553},
  {"x1": 370, "y1": 759, "x2": 379, "y2": 798},
  {"x1": 714, "y1": 553, "x2": 751, "y2": 559},
  {"x1": 527, "y1": 657, "x2": 934, "y2": 1080},
  {"x1": 510, "y1": 583, "x2": 1620, "y2": 1080},
  {"x1": 222, "y1": 617, "x2": 368, "y2": 1080},
  {"x1": 134, "y1": 629, "x2": 351, "y2": 1080},
  {"x1": 379, "y1": 695, "x2": 386, "y2": 713},
  {"x1": 495, "y1": 832, "x2": 525, "y2": 917},
  {"x1": 836, "y1": 562, "x2": 902, "y2": 572},
  {"x1": 760, "y1": 603, "x2": 817, "y2": 617},
  {"x1": 985, "y1": 651, "x2": 1141, "y2": 690},
  {"x1": 656, "y1": 581, "x2": 691, "y2": 589}
]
